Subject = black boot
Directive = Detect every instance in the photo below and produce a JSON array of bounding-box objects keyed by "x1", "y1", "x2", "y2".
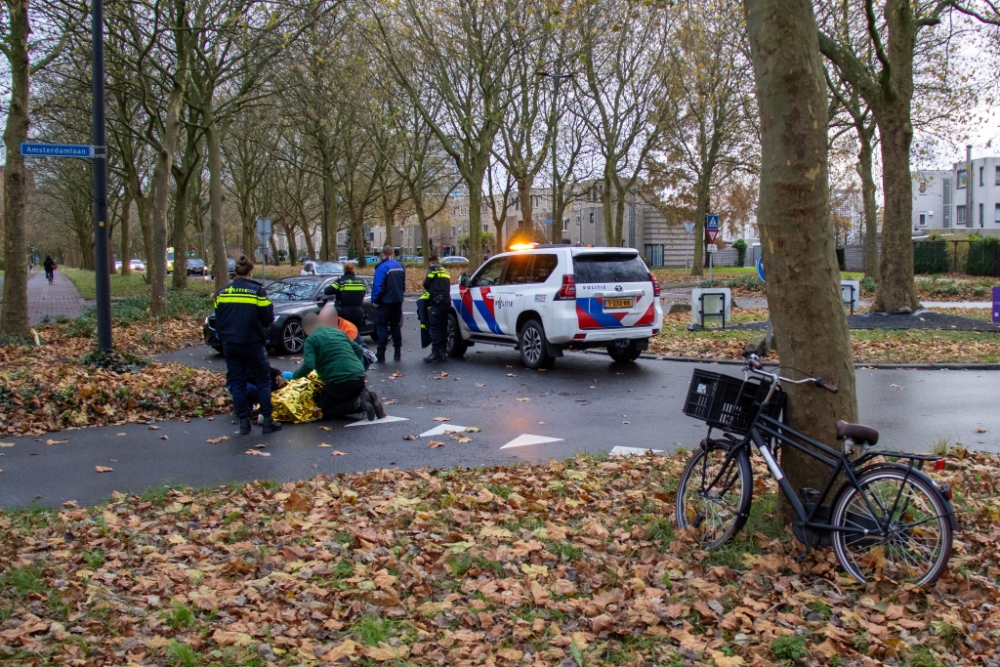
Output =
[
  {"x1": 239, "y1": 417, "x2": 252, "y2": 435},
  {"x1": 376, "y1": 348, "x2": 386, "y2": 364},
  {"x1": 432, "y1": 345, "x2": 448, "y2": 362},
  {"x1": 423, "y1": 349, "x2": 437, "y2": 362},
  {"x1": 394, "y1": 347, "x2": 402, "y2": 361},
  {"x1": 261, "y1": 416, "x2": 282, "y2": 434},
  {"x1": 358, "y1": 389, "x2": 376, "y2": 421},
  {"x1": 369, "y1": 390, "x2": 385, "y2": 419}
]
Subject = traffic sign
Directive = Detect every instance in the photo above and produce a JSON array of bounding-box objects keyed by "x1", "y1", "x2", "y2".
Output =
[
  {"x1": 706, "y1": 228, "x2": 719, "y2": 244},
  {"x1": 993, "y1": 286, "x2": 999, "y2": 324},
  {"x1": 20, "y1": 143, "x2": 94, "y2": 158},
  {"x1": 255, "y1": 217, "x2": 272, "y2": 245},
  {"x1": 706, "y1": 214, "x2": 719, "y2": 230},
  {"x1": 706, "y1": 243, "x2": 718, "y2": 253},
  {"x1": 757, "y1": 257, "x2": 765, "y2": 282},
  {"x1": 683, "y1": 221, "x2": 695, "y2": 234}
]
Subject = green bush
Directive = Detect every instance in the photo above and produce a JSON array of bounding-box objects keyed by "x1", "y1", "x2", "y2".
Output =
[
  {"x1": 732, "y1": 238, "x2": 748, "y2": 267},
  {"x1": 730, "y1": 274, "x2": 763, "y2": 292},
  {"x1": 914, "y1": 238, "x2": 949, "y2": 274},
  {"x1": 64, "y1": 289, "x2": 214, "y2": 339},
  {"x1": 964, "y1": 235, "x2": 1000, "y2": 276},
  {"x1": 860, "y1": 276, "x2": 877, "y2": 294}
]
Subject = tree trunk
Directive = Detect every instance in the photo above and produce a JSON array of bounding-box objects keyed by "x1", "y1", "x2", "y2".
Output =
[
  {"x1": 171, "y1": 137, "x2": 198, "y2": 290},
  {"x1": 300, "y1": 218, "x2": 315, "y2": 261},
  {"x1": 692, "y1": 172, "x2": 711, "y2": 276},
  {"x1": 872, "y1": 112, "x2": 919, "y2": 311},
  {"x1": 1, "y1": 0, "x2": 31, "y2": 339},
  {"x1": 320, "y1": 167, "x2": 334, "y2": 261},
  {"x1": 120, "y1": 189, "x2": 132, "y2": 275},
  {"x1": 467, "y1": 173, "x2": 486, "y2": 271},
  {"x1": 136, "y1": 195, "x2": 153, "y2": 285},
  {"x1": 857, "y1": 130, "x2": 879, "y2": 283},
  {"x1": 601, "y1": 173, "x2": 615, "y2": 246},
  {"x1": 150, "y1": 75, "x2": 188, "y2": 312},
  {"x1": 349, "y1": 211, "x2": 365, "y2": 265},
  {"x1": 205, "y1": 114, "x2": 229, "y2": 291},
  {"x1": 517, "y1": 175, "x2": 533, "y2": 238},
  {"x1": 745, "y1": 0, "x2": 858, "y2": 517}
]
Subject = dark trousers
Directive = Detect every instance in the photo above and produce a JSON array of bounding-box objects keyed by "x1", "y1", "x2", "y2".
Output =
[
  {"x1": 375, "y1": 302, "x2": 403, "y2": 354},
  {"x1": 339, "y1": 305, "x2": 365, "y2": 330},
  {"x1": 428, "y1": 304, "x2": 448, "y2": 347},
  {"x1": 316, "y1": 377, "x2": 366, "y2": 419},
  {"x1": 223, "y1": 343, "x2": 272, "y2": 418}
]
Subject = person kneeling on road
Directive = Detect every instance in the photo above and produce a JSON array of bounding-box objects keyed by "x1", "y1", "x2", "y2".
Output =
[{"x1": 293, "y1": 312, "x2": 384, "y2": 421}]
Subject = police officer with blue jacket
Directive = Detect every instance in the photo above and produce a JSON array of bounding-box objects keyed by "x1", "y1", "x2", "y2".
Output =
[
  {"x1": 214, "y1": 255, "x2": 282, "y2": 435},
  {"x1": 371, "y1": 245, "x2": 406, "y2": 363}
]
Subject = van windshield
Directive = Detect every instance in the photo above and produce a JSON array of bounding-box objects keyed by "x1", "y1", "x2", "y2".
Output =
[{"x1": 573, "y1": 253, "x2": 648, "y2": 283}]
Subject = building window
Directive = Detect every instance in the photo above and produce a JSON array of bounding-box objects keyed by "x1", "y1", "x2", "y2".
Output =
[
  {"x1": 996, "y1": 166, "x2": 1000, "y2": 185},
  {"x1": 957, "y1": 169, "x2": 967, "y2": 189},
  {"x1": 451, "y1": 226, "x2": 456, "y2": 237},
  {"x1": 918, "y1": 180, "x2": 927, "y2": 194},
  {"x1": 957, "y1": 205, "x2": 966, "y2": 226},
  {"x1": 995, "y1": 203, "x2": 1000, "y2": 224},
  {"x1": 943, "y1": 178, "x2": 952, "y2": 227},
  {"x1": 562, "y1": 218, "x2": 568, "y2": 233},
  {"x1": 980, "y1": 203, "x2": 985, "y2": 227},
  {"x1": 919, "y1": 214, "x2": 926, "y2": 226},
  {"x1": 980, "y1": 166, "x2": 985, "y2": 186},
  {"x1": 589, "y1": 211, "x2": 595, "y2": 224}
]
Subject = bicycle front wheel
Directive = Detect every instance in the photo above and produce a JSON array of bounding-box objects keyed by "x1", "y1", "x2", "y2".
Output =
[
  {"x1": 831, "y1": 467, "x2": 952, "y2": 586},
  {"x1": 675, "y1": 440, "x2": 752, "y2": 549}
]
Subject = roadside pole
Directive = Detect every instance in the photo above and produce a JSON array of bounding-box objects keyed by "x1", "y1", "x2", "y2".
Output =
[
  {"x1": 706, "y1": 214, "x2": 720, "y2": 285},
  {"x1": 256, "y1": 218, "x2": 272, "y2": 283},
  {"x1": 91, "y1": 0, "x2": 111, "y2": 350}
]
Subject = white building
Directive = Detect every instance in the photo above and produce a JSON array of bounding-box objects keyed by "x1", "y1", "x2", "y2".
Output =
[{"x1": 912, "y1": 157, "x2": 1000, "y2": 234}]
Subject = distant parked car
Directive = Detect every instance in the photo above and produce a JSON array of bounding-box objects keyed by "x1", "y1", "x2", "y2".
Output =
[
  {"x1": 210, "y1": 258, "x2": 236, "y2": 280},
  {"x1": 300, "y1": 261, "x2": 344, "y2": 276},
  {"x1": 204, "y1": 275, "x2": 377, "y2": 354},
  {"x1": 114, "y1": 261, "x2": 123, "y2": 271},
  {"x1": 186, "y1": 258, "x2": 207, "y2": 276},
  {"x1": 299, "y1": 256, "x2": 314, "y2": 262},
  {"x1": 441, "y1": 256, "x2": 469, "y2": 264},
  {"x1": 130, "y1": 259, "x2": 146, "y2": 272},
  {"x1": 364, "y1": 255, "x2": 381, "y2": 265}
]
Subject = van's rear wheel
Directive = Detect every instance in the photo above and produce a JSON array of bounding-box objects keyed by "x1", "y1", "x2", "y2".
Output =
[
  {"x1": 519, "y1": 319, "x2": 554, "y2": 369},
  {"x1": 607, "y1": 339, "x2": 643, "y2": 363}
]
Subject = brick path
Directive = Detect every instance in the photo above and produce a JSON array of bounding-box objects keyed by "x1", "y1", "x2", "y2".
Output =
[{"x1": 28, "y1": 269, "x2": 88, "y2": 325}]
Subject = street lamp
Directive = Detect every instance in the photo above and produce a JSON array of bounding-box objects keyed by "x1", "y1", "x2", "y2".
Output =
[{"x1": 537, "y1": 67, "x2": 572, "y2": 244}]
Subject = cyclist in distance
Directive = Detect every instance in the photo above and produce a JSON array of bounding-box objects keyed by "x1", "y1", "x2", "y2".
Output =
[{"x1": 43, "y1": 255, "x2": 56, "y2": 284}]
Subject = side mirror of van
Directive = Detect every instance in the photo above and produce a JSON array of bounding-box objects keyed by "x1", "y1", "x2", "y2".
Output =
[{"x1": 459, "y1": 272, "x2": 470, "y2": 288}]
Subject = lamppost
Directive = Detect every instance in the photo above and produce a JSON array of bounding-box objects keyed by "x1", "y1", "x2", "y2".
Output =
[
  {"x1": 92, "y1": 0, "x2": 112, "y2": 350},
  {"x1": 537, "y1": 66, "x2": 572, "y2": 244}
]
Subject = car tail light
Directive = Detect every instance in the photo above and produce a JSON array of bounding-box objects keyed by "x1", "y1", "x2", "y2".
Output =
[
  {"x1": 573, "y1": 333, "x2": 586, "y2": 340},
  {"x1": 556, "y1": 274, "x2": 576, "y2": 300},
  {"x1": 934, "y1": 459, "x2": 946, "y2": 471},
  {"x1": 649, "y1": 272, "x2": 660, "y2": 297}
]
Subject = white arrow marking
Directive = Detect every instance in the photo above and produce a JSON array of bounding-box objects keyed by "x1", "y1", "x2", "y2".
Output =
[
  {"x1": 609, "y1": 446, "x2": 663, "y2": 457},
  {"x1": 419, "y1": 424, "x2": 470, "y2": 437},
  {"x1": 500, "y1": 434, "x2": 564, "y2": 450},
  {"x1": 345, "y1": 415, "x2": 409, "y2": 427}
]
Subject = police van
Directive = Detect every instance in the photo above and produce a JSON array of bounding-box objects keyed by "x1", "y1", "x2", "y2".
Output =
[{"x1": 447, "y1": 244, "x2": 663, "y2": 369}]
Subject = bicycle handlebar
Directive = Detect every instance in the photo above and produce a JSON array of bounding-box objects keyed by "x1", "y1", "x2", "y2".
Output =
[{"x1": 744, "y1": 354, "x2": 837, "y2": 393}]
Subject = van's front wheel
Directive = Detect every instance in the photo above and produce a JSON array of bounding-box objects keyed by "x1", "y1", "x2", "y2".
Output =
[
  {"x1": 519, "y1": 320, "x2": 554, "y2": 369},
  {"x1": 446, "y1": 312, "x2": 468, "y2": 358}
]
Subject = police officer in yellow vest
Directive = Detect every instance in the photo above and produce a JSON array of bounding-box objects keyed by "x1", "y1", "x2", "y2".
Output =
[
  {"x1": 214, "y1": 255, "x2": 282, "y2": 435},
  {"x1": 423, "y1": 255, "x2": 451, "y2": 363},
  {"x1": 324, "y1": 261, "x2": 367, "y2": 329}
]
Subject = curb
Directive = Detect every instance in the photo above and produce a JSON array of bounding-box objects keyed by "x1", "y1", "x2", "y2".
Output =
[{"x1": 580, "y1": 349, "x2": 1000, "y2": 371}]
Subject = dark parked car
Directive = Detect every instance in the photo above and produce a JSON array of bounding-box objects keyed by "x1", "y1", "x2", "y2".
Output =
[
  {"x1": 209, "y1": 258, "x2": 236, "y2": 279},
  {"x1": 186, "y1": 258, "x2": 207, "y2": 276},
  {"x1": 203, "y1": 275, "x2": 376, "y2": 354}
]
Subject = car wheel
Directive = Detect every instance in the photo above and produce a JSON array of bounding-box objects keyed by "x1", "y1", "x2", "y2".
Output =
[
  {"x1": 446, "y1": 312, "x2": 468, "y2": 358},
  {"x1": 519, "y1": 319, "x2": 554, "y2": 369},
  {"x1": 607, "y1": 339, "x2": 643, "y2": 363},
  {"x1": 278, "y1": 318, "x2": 306, "y2": 354}
]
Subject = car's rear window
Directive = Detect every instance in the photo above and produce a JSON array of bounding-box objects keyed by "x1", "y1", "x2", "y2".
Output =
[{"x1": 573, "y1": 253, "x2": 649, "y2": 283}]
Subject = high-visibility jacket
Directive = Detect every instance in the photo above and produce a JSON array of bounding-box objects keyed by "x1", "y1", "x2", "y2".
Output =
[
  {"x1": 423, "y1": 265, "x2": 451, "y2": 306},
  {"x1": 214, "y1": 278, "x2": 274, "y2": 345},
  {"x1": 330, "y1": 272, "x2": 366, "y2": 308}
]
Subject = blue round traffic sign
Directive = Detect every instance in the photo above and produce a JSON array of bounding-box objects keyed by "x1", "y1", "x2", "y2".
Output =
[{"x1": 757, "y1": 257, "x2": 765, "y2": 282}]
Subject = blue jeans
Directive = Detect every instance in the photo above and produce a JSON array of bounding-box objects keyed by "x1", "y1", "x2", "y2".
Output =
[{"x1": 223, "y1": 343, "x2": 272, "y2": 418}]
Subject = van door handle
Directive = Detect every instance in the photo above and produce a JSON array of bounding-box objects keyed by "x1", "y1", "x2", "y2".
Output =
[{"x1": 484, "y1": 294, "x2": 494, "y2": 299}]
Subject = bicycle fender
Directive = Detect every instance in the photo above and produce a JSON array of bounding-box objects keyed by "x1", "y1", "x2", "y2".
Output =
[{"x1": 853, "y1": 462, "x2": 958, "y2": 532}]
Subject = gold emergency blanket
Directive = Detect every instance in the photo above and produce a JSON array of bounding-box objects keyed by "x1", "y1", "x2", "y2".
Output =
[{"x1": 271, "y1": 372, "x2": 324, "y2": 423}]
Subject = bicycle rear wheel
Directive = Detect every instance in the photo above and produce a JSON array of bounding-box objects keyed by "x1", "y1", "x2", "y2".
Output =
[
  {"x1": 831, "y1": 467, "x2": 952, "y2": 586},
  {"x1": 675, "y1": 440, "x2": 752, "y2": 549}
]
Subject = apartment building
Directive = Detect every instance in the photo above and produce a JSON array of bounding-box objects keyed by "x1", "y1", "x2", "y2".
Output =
[{"x1": 912, "y1": 156, "x2": 1000, "y2": 234}]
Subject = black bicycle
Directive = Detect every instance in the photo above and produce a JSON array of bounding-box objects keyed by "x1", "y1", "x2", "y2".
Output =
[{"x1": 676, "y1": 355, "x2": 957, "y2": 586}]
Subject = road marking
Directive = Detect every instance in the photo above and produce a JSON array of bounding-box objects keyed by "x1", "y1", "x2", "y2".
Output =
[
  {"x1": 345, "y1": 415, "x2": 409, "y2": 427},
  {"x1": 609, "y1": 446, "x2": 663, "y2": 457},
  {"x1": 500, "y1": 434, "x2": 564, "y2": 450},
  {"x1": 419, "y1": 424, "x2": 470, "y2": 437}
]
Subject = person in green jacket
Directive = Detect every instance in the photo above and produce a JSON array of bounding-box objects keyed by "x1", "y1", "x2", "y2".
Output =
[{"x1": 294, "y1": 312, "x2": 384, "y2": 421}]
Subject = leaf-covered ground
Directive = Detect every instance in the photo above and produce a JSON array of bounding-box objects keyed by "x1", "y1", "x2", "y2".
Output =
[
  {"x1": 649, "y1": 310, "x2": 1000, "y2": 364},
  {"x1": 0, "y1": 449, "x2": 995, "y2": 667},
  {"x1": 0, "y1": 313, "x2": 228, "y2": 435}
]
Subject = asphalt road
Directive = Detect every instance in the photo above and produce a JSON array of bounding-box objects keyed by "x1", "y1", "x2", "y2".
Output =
[{"x1": 1, "y1": 308, "x2": 997, "y2": 509}]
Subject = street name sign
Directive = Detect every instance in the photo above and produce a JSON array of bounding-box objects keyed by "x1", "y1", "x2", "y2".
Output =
[{"x1": 20, "y1": 143, "x2": 94, "y2": 158}]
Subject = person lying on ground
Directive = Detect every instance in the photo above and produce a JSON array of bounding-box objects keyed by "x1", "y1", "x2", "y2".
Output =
[
  {"x1": 227, "y1": 366, "x2": 286, "y2": 411},
  {"x1": 293, "y1": 312, "x2": 384, "y2": 421}
]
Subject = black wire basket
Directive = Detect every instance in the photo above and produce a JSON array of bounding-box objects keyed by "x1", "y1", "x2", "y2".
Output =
[{"x1": 683, "y1": 369, "x2": 785, "y2": 435}]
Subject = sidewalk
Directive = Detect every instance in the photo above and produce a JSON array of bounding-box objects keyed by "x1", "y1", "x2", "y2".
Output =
[{"x1": 27, "y1": 269, "x2": 88, "y2": 325}]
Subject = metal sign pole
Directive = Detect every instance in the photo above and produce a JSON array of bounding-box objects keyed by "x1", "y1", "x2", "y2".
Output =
[{"x1": 91, "y1": 0, "x2": 112, "y2": 351}]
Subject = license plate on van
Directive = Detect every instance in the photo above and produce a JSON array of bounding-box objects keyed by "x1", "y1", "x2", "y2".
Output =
[{"x1": 603, "y1": 298, "x2": 634, "y2": 309}]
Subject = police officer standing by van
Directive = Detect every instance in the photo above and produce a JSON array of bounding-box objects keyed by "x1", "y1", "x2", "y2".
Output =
[
  {"x1": 325, "y1": 261, "x2": 367, "y2": 329},
  {"x1": 214, "y1": 255, "x2": 282, "y2": 435},
  {"x1": 423, "y1": 254, "x2": 451, "y2": 363}
]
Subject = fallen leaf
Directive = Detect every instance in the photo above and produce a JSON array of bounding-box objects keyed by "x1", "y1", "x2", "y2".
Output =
[
  {"x1": 46, "y1": 439, "x2": 67, "y2": 445},
  {"x1": 475, "y1": 383, "x2": 485, "y2": 387},
  {"x1": 95, "y1": 466, "x2": 113, "y2": 473},
  {"x1": 433, "y1": 417, "x2": 451, "y2": 422},
  {"x1": 428, "y1": 441, "x2": 445, "y2": 448},
  {"x1": 454, "y1": 434, "x2": 472, "y2": 444},
  {"x1": 0, "y1": 443, "x2": 14, "y2": 448},
  {"x1": 465, "y1": 427, "x2": 482, "y2": 433},
  {"x1": 115, "y1": 433, "x2": 126, "y2": 437},
  {"x1": 976, "y1": 428, "x2": 987, "y2": 433},
  {"x1": 403, "y1": 435, "x2": 418, "y2": 441},
  {"x1": 244, "y1": 449, "x2": 271, "y2": 457},
  {"x1": 516, "y1": 397, "x2": 530, "y2": 402},
  {"x1": 318, "y1": 425, "x2": 332, "y2": 431},
  {"x1": 148, "y1": 425, "x2": 160, "y2": 430},
  {"x1": 318, "y1": 443, "x2": 332, "y2": 447},
  {"x1": 159, "y1": 435, "x2": 169, "y2": 440},
  {"x1": 206, "y1": 436, "x2": 229, "y2": 444},
  {"x1": 389, "y1": 371, "x2": 404, "y2": 378},
  {"x1": 331, "y1": 450, "x2": 347, "y2": 456},
  {"x1": 507, "y1": 374, "x2": 516, "y2": 377},
  {"x1": 255, "y1": 444, "x2": 266, "y2": 449}
]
